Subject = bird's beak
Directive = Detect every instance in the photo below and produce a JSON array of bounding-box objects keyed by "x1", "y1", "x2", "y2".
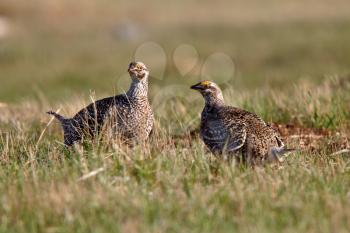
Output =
[{"x1": 190, "y1": 82, "x2": 204, "y2": 90}]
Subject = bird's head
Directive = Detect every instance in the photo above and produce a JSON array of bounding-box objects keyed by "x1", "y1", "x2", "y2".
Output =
[
  {"x1": 128, "y1": 61, "x2": 149, "y2": 82},
  {"x1": 191, "y1": 80, "x2": 224, "y2": 105}
]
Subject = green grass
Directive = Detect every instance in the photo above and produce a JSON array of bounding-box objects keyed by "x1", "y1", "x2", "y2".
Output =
[
  {"x1": 1, "y1": 0, "x2": 350, "y2": 232},
  {"x1": 1, "y1": 78, "x2": 349, "y2": 233},
  {"x1": 0, "y1": 136, "x2": 350, "y2": 233}
]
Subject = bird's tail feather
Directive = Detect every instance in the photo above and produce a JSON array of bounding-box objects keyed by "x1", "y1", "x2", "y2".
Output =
[
  {"x1": 268, "y1": 147, "x2": 298, "y2": 162},
  {"x1": 47, "y1": 111, "x2": 79, "y2": 146},
  {"x1": 281, "y1": 148, "x2": 298, "y2": 154},
  {"x1": 47, "y1": 111, "x2": 66, "y2": 123}
]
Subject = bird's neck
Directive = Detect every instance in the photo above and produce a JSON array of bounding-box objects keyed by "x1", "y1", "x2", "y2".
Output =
[
  {"x1": 204, "y1": 95, "x2": 225, "y2": 109},
  {"x1": 126, "y1": 78, "x2": 149, "y2": 100}
]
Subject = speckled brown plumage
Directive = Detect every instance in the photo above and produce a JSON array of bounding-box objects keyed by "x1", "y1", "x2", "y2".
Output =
[
  {"x1": 191, "y1": 80, "x2": 292, "y2": 164},
  {"x1": 48, "y1": 62, "x2": 153, "y2": 146}
]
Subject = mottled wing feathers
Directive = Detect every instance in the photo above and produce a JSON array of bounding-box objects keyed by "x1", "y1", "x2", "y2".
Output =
[
  {"x1": 200, "y1": 106, "x2": 248, "y2": 153},
  {"x1": 225, "y1": 122, "x2": 247, "y2": 152}
]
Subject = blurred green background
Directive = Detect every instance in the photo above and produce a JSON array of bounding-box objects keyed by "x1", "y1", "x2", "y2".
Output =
[{"x1": 1, "y1": 0, "x2": 350, "y2": 103}]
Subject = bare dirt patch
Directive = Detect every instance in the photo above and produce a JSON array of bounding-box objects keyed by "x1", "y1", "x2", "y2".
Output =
[{"x1": 273, "y1": 123, "x2": 349, "y2": 154}]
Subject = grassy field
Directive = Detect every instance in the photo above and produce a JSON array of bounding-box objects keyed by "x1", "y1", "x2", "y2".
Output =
[{"x1": 1, "y1": 0, "x2": 350, "y2": 232}]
